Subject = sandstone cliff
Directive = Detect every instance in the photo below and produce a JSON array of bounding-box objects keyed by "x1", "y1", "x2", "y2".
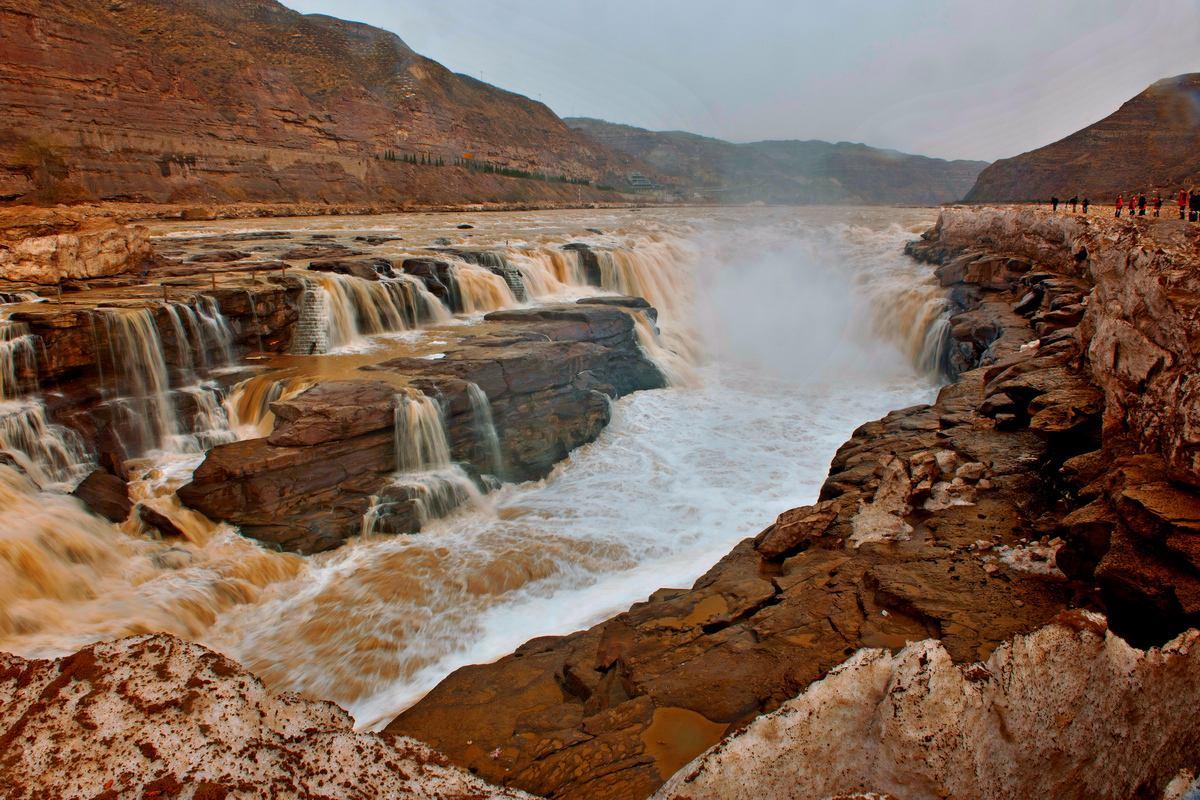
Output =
[
  {"x1": 965, "y1": 73, "x2": 1200, "y2": 202},
  {"x1": 0, "y1": 0, "x2": 643, "y2": 206},
  {"x1": 566, "y1": 118, "x2": 988, "y2": 204},
  {"x1": 0, "y1": 634, "x2": 531, "y2": 799}
]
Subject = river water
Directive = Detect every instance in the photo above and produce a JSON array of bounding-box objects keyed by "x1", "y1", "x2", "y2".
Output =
[{"x1": 0, "y1": 206, "x2": 943, "y2": 729}]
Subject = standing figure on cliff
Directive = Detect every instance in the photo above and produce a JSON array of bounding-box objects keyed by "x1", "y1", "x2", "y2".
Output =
[
  {"x1": 1138, "y1": 193, "x2": 1147, "y2": 216},
  {"x1": 1153, "y1": 194, "x2": 1162, "y2": 217},
  {"x1": 1179, "y1": 189, "x2": 1188, "y2": 219},
  {"x1": 1050, "y1": 196, "x2": 1059, "y2": 212},
  {"x1": 1115, "y1": 194, "x2": 1123, "y2": 217},
  {"x1": 1068, "y1": 195, "x2": 1078, "y2": 212},
  {"x1": 1191, "y1": 190, "x2": 1200, "y2": 222},
  {"x1": 1082, "y1": 198, "x2": 1089, "y2": 214}
]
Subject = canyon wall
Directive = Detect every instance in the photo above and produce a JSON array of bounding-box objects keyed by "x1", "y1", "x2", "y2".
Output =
[
  {"x1": 965, "y1": 73, "x2": 1200, "y2": 202},
  {"x1": 0, "y1": 0, "x2": 644, "y2": 206},
  {"x1": 909, "y1": 205, "x2": 1200, "y2": 643}
]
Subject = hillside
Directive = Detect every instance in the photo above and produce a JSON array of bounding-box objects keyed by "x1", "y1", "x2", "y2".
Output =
[
  {"x1": 567, "y1": 117, "x2": 988, "y2": 205},
  {"x1": 0, "y1": 0, "x2": 643, "y2": 206},
  {"x1": 965, "y1": 73, "x2": 1200, "y2": 202}
]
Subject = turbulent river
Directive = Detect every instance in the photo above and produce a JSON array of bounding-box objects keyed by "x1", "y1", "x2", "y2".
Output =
[{"x1": 0, "y1": 206, "x2": 945, "y2": 729}]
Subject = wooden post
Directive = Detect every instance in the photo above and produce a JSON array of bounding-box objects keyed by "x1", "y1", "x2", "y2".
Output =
[
  {"x1": 211, "y1": 273, "x2": 217, "y2": 292},
  {"x1": 162, "y1": 283, "x2": 168, "y2": 301}
]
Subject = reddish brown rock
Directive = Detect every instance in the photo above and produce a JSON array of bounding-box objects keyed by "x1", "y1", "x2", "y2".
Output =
[
  {"x1": 0, "y1": 0, "x2": 647, "y2": 206},
  {"x1": 70, "y1": 468, "x2": 131, "y2": 522}
]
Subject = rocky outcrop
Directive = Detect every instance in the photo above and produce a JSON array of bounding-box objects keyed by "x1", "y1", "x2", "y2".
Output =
[
  {"x1": 0, "y1": 219, "x2": 152, "y2": 284},
  {"x1": 965, "y1": 73, "x2": 1200, "y2": 202},
  {"x1": 0, "y1": 0, "x2": 645, "y2": 207},
  {"x1": 911, "y1": 206, "x2": 1200, "y2": 642},
  {"x1": 178, "y1": 301, "x2": 665, "y2": 553},
  {"x1": 567, "y1": 117, "x2": 988, "y2": 204},
  {"x1": 653, "y1": 613, "x2": 1200, "y2": 800},
  {"x1": 386, "y1": 244, "x2": 1100, "y2": 799},
  {"x1": 0, "y1": 634, "x2": 531, "y2": 799}
]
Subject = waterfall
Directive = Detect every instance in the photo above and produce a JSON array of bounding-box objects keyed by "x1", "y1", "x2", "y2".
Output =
[
  {"x1": 393, "y1": 391, "x2": 453, "y2": 473},
  {"x1": 466, "y1": 382, "x2": 504, "y2": 477},
  {"x1": 0, "y1": 317, "x2": 91, "y2": 490},
  {"x1": 292, "y1": 273, "x2": 451, "y2": 353},
  {"x1": 95, "y1": 297, "x2": 241, "y2": 458},
  {"x1": 0, "y1": 320, "x2": 39, "y2": 400},
  {"x1": 98, "y1": 308, "x2": 184, "y2": 456},
  {"x1": 225, "y1": 375, "x2": 317, "y2": 440},
  {"x1": 361, "y1": 391, "x2": 480, "y2": 536},
  {"x1": 445, "y1": 264, "x2": 515, "y2": 314}
]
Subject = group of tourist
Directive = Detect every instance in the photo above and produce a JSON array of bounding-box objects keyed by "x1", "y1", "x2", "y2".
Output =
[{"x1": 1046, "y1": 190, "x2": 1200, "y2": 221}]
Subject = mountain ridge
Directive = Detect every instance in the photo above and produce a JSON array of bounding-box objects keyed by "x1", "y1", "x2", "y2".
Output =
[
  {"x1": 965, "y1": 72, "x2": 1200, "y2": 202},
  {"x1": 566, "y1": 116, "x2": 989, "y2": 205}
]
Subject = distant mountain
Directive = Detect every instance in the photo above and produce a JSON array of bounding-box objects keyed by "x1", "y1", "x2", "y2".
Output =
[
  {"x1": 965, "y1": 73, "x2": 1200, "y2": 202},
  {"x1": 567, "y1": 118, "x2": 988, "y2": 205},
  {"x1": 0, "y1": 0, "x2": 642, "y2": 206}
]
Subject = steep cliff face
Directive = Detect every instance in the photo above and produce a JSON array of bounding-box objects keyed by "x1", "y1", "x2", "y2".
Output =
[
  {"x1": 0, "y1": 634, "x2": 532, "y2": 800},
  {"x1": 0, "y1": 0, "x2": 638, "y2": 205},
  {"x1": 965, "y1": 74, "x2": 1200, "y2": 202},
  {"x1": 566, "y1": 118, "x2": 988, "y2": 204}
]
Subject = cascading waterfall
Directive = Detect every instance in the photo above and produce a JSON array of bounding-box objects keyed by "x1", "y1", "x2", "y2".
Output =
[
  {"x1": 225, "y1": 374, "x2": 318, "y2": 440},
  {"x1": 293, "y1": 273, "x2": 451, "y2": 353},
  {"x1": 362, "y1": 391, "x2": 480, "y2": 536},
  {"x1": 0, "y1": 317, "x2": 91, "y2": 490},
  {"x1": 466, "y1": 382, "x2": 504, "y2": 477},
  {"x1": 97, "y1": 308, "x2": 184, "y2": 456},
  {"x1": 444, "y1": 264, "x2": 515, "y2": 314}
]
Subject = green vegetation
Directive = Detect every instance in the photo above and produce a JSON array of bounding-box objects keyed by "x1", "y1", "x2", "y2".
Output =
[{"x1": 379, "y1": 148, "x2": 595, "y2": 187}]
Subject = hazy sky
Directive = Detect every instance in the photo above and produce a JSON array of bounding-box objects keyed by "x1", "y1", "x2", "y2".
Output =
[{"x1": 282, "y1": 0, "x2": 1199, "y2": 162}]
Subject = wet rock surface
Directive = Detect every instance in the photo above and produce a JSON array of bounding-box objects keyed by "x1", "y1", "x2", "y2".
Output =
[
  {"x1": 178, "y1": 302, "x2": 665, "y2": 553},
  {"x1": 0, "y1": 634, "x2": 531, "y2": 800}
]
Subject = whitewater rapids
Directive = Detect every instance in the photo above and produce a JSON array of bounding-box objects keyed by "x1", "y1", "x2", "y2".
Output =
[{"x1": 0, "y1": 207, "x2": 945, "y2": 729}]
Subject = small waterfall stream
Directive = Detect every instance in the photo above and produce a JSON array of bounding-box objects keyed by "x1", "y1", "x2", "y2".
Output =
[
  {"x1": 0, "y1": 318, "x2": 91, "y2": 490},
  {"x1": 466, "y1": 383, "x2": 504, "y2": 478},
  {"x1": 362, "y1": 391, "x2": 481, "y2": 535}
]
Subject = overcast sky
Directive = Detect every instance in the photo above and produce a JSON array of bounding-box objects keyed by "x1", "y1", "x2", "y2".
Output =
[{"x1": 282, "y1": 0, "x2": 1199, "y2": 162}]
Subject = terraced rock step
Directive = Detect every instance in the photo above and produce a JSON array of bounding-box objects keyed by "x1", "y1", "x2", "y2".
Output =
[{"x1": 178, "y1": 300, "x2": 666, "y2": 553}]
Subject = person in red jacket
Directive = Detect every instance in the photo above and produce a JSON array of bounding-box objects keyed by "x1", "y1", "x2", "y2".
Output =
[
  {"x1": 1115, "y1": 194, "x2": 1123, "y2": 218},
  {"x1": 1180, "y1": 189, "x2": 1189, "y2": 220}
]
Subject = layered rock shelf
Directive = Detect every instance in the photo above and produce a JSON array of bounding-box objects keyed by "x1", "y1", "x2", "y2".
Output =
[
  {"x1": 178, "y1": 301, "x2": 665, "y2": 553},
  {"x1": 386, "y1": 207, "x2": 1200, "y2": 799}
]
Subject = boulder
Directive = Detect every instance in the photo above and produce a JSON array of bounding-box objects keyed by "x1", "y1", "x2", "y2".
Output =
[{"x1": 71, "y1": 469, "x2": 131, "y2": 522}]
